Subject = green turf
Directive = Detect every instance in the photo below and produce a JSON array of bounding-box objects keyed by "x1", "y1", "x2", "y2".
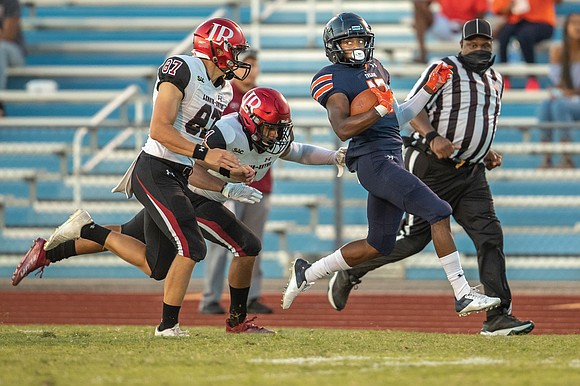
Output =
[{"x1": 1, "y1": 325, "x2": 579, "y2": 386}]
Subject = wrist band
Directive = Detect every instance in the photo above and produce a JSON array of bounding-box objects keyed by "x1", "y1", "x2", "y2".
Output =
[
  {"x1": 192, "y1": 144, "x2": 207, "y2": 160},
  {"x1": 425, "y1": 131, "x2": 440, "y2": 145},
  {"x1": 423, "y1": 84, "x2": 435, "y2": 95},
  {"x1": 374, "y1": 105, "x2": 389, "y2": 117},
  {"x1": 219, "y1": 167, "x2": 230, "y2": 178}
]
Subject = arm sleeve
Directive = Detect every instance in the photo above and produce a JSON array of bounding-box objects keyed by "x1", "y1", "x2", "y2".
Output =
[
  {"x1": 281, "y1": 142, "x2": 336, "y2": 165},
  {"x1": 394, "y1": 87, "x2": 432, "y2": 126},
  {"x1": 395, "y1": 61, "x2": 444, "y2": 126}
]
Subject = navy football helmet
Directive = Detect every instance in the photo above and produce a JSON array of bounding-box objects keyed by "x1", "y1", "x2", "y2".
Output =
[{"x1": 323, "y1": 13, "x2": 375, "y2": 66}]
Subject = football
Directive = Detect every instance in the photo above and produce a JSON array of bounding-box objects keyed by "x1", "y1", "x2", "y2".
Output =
[{"x1": 350, "y1": 88, "x2": 379, "y2": 116}]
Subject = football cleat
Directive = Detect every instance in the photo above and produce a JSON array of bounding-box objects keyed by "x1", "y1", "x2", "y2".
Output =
[
  {"x1": 455, "y1": 287, "x2": 501, "y2": 317},
  {"x1": 154, "y1": 323, "x2": 190, "y2": 337},
  {"x1": 226, "y1": 317, "x2": 276, "y2": 334},
  {"x1": 327, "y1": 270, "x2": 361, "y2": 311},
  {"x1": 480, "y1": 314, "x2": 535, "y2": 336},
  {"x1": 281, "y1": 258, "x2": 313, "y2": 309},
  {"x1": 11, "y1": 238, "x2": 50, "y2": 286},
  {"x1": 44, "y1": 209, "x2": 93, "y2": 251}
]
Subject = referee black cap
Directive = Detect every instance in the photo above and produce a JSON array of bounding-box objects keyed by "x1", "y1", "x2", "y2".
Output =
[{"x1": 462, "y1": 19, "x2": 493, "y2": 40}]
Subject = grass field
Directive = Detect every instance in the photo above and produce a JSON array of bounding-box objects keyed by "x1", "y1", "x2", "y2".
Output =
[{"x1": 1, "y1": 325, "x2": 579, "y2": 386}]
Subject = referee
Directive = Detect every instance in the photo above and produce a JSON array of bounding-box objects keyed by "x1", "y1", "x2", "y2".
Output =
[{"x1": 328, "y1": 19, "x2": 535, "y2": 336}]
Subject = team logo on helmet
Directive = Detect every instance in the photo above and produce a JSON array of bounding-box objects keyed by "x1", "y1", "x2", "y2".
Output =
[
  {"x1": 207, "y1": 22, "x2": 235, "y2": 47},
  {"x1": 243, "y1": 90, "x2": 262, "y2": 111}
]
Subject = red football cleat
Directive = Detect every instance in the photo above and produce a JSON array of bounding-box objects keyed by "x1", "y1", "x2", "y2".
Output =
[
  {"x1": 11, "y1": 238, "x2": 50, "y2": 286},
  {"x1": 225, "y1": 316, "x2": 276, "y2": 334}
]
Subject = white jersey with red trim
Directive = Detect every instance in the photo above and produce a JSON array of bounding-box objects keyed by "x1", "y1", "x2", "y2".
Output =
[
  {"x1": 189, "y1": 113, "x2": 290, "y2": 202},
  {"x1": 142, "y1": 54, "x2": 233, "y2": 166}
]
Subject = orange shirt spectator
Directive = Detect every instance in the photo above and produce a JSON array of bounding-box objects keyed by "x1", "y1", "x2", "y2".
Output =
[
  {"x1": 492, "y1": 0, "x2": 558, "y2": 27},
  {"x1": 492, "y1": 0, "x2": 562, "y2": 89}
]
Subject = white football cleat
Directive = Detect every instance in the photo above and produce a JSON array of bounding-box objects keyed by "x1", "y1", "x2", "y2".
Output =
[
  {"x1": 155, "y1": 323, "x2": 190, "y2": 337},
  {"x1": 44, "y1": 209, "x2": 94, "y2": 251},
  {"x1": 281, "y1": 258, "x2": 313, "y2": 309},
  {"x1": 455, "y1": 287, "x2": 501, "y2": 317}
]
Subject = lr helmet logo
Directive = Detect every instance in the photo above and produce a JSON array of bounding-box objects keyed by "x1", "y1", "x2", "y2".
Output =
[
  {"x1": 244, "y1": 91, "x2": 262, "y2": 110},
  {"x1": 208, "y1": 23, "x2": 234, "y2": 46}
]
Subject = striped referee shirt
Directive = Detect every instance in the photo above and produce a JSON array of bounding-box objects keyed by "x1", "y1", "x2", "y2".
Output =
[{"x1": 407, "y1": 56, "x2": 504, "y2": 164}]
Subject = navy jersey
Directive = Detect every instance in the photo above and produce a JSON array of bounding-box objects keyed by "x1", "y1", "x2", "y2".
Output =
[{"x1": 310, "y1": 58, "x2": 402, "y2": 158}]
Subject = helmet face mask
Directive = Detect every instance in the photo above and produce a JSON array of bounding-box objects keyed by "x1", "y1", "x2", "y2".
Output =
[
  {"x1": 239, "y1": 87, "x2": 293, "y2": 155},
  {"x1": 323, "y1": 13, "x2": 375, "y2": 66},
  {"x1": 193, "y1": 18, "x2": 251, "y2": 80}
]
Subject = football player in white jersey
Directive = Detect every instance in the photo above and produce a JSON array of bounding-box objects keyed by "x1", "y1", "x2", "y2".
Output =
[
  {"x1": 12, "y1": 87, "x2": 346, "y2": 335},
  {"x1": 11, "y1": 18, "x2": 257, "y2": 337}
]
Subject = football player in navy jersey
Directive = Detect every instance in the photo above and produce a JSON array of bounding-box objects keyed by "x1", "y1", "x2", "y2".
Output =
[
  {"x1": 282, "y1": 12, "x2": 501, "y2": 317},
  {"x1": 11, "y1": 18, "x2": 258, "y2": 337}
]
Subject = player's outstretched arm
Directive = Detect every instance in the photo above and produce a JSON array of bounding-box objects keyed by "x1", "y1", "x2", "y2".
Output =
[
  {"x1": 396, "y1": 62, "x2": 453, "y2": 126},
  {"x1": 280, "y1": 142, "x2": 346, "y2": 176}
]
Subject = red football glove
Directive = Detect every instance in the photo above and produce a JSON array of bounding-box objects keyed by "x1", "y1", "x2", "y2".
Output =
[
  {"x1": 370, "y1": 86, "x2": 394, "y2": 117},
  {"x1": 425, "y1": 63, "x2": 453, "y2": 94}
]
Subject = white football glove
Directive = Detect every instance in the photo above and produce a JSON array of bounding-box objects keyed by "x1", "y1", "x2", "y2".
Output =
[
  {"x1": 221, "y1": 182, "x2": 263, "y2": 204},
  {"x1": 334, "y1": 146, "x2": 347, "y2": 177}
]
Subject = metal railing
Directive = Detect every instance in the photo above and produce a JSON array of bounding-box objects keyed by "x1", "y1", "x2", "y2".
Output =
[{"x1": 72, "y1": 85, "x2": 144, "y2": 206}]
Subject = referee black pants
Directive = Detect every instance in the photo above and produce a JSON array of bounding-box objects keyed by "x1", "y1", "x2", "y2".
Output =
[{"x1": 348, "y1": 147, "x2": 512, "y2": 317}]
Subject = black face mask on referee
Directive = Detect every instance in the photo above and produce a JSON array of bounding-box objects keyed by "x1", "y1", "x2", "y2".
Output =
[{"x1": 458, "y1": 50, "x2": 495, "y2": 75}]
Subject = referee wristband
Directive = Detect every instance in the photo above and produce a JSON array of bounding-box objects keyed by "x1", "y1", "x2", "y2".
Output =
[
  {"x1": 425, "y1": 131, "x2": 440, "y2": 145},
  {"x1": 192, "y1": 144, "x2": 208, "y2": 160}
]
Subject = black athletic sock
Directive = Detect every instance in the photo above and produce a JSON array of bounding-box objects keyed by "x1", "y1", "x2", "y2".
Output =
[
  {"x1": 45, "y1": 240, "x2": 77, "y2": 263},
  {"x1": 159, "y1": 302, "x2": 181, "y2": 331},
  {"x1": 80, "y1": 223, "x2": 111, "y2": 246},
  {"x1": 228, "y1": 286, "x2": 250, "y2": 326}
]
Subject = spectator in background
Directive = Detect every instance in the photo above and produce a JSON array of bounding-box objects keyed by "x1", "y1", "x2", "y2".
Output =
[
  {"x1": 492, "y1": 0, "x2": 562, "y2": 90},
  {"x1": 0, "y1": 0, "x2": 26, "y2": 114},
  {"x1": 413, "y1": 0, "x2": 488, "y2": 64},
  {"x1": 199, "y1": 50, "x2": 275, "y2": 315},
  {"x1": 538, "y1": 12, "x2": 580, "y2": 169}
]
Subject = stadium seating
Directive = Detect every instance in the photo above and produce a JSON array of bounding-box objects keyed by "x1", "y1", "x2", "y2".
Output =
[{"x1": 1, "y1": 0, "x2": 579, "y2": 281}]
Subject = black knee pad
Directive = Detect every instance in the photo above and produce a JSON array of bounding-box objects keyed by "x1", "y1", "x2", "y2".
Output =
[
  {"x1": 242, "y1": 233, "x2": 262, "y2": 257},
  {"x1": 148, "y1": 248, "x2": 176, "y2": 281}
]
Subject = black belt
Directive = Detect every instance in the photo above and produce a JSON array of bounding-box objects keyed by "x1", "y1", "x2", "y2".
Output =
[{"x1": 403, "y1": 136, "x2": 474, "y2": 169}]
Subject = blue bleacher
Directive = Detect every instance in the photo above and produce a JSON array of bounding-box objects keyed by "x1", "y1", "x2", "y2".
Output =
[{"x1": 2, "y1": 1, "x2": 580, "y2": 281}]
